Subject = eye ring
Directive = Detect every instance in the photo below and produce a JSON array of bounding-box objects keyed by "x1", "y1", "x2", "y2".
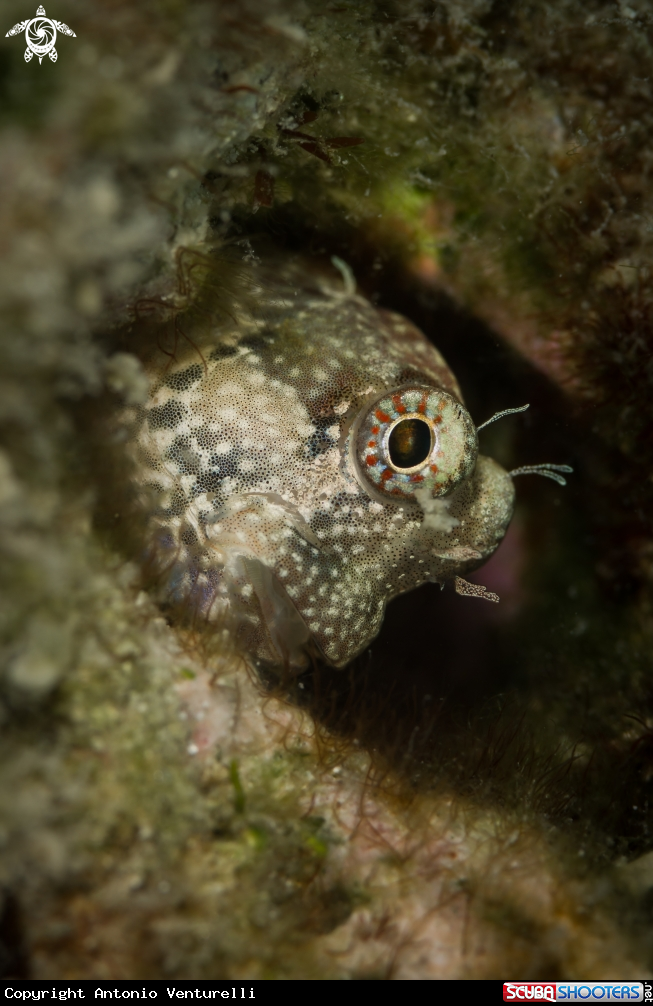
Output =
[{"x1": 349, "y1": 384, "x2": 478, "y2": 503}]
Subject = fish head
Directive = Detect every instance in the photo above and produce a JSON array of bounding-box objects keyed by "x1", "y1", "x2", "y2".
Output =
[{"x1": 131, "y1": 266, "x2": 514, "y2": 670}]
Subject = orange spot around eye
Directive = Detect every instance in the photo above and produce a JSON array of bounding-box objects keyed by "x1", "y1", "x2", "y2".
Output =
[
  {"x1": 410, "y1": 473, "x2": 425, "y2": 482},
  {"x1": 381, "y1": 468, "x2": 393, "y2": 482},
  {"x1": 366, "y1": 455, "x2": 378, "y2": 466},
  {"x1": 417, "y1": 397, "x2": 427, "y2": 413},
  {"x1": 392, "y1": 394, "x2": 406, "y2": 413},
  {"x1": 433, "y1": 415, "x2": 442, "y2": 424},
  {"x1": 371, "y1": 425, "x2": 380, "y2": 434},
  {"x1": 430, "y1": 464, "x2": 438, "y2": 474},
  {"x1": 439, "y1": 400, "x2": 446, "y2": 411},
  {"x1": 375, "y1": 409, "x2": 390, "y2": 423},
  {"x1": 368, "y1": 440, "x2": 376, "y2": 448}
]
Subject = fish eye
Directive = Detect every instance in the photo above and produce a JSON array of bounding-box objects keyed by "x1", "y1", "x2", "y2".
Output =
[
  {"x1": 387, "y1": 417, "x2": 433, "y2": 471},
  {"x1": 350, "y1": 384, "x2": 478, "y2": 503}
]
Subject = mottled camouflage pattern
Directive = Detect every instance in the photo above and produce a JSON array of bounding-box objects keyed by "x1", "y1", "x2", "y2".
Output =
[{"x1": 130, "y1": 265, "x2": 514, "y2": 669}]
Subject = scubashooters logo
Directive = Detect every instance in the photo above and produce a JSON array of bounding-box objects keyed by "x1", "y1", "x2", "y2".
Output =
[
  {"x1": 503, "y1": 985, "x2": 645, "y2": 1002},
  {"x1": 5, "y1": 5, "x2": 76, "y2": 64}
]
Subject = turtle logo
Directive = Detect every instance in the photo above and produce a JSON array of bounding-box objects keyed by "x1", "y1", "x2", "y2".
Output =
[{"x1": 5, "y1": 5, "x2": 76, "y2": 64}]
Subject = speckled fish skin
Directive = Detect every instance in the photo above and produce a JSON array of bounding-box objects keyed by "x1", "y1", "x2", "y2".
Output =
[{"x1": 132, "y1": 264, "x2": 514, "y2": 669}]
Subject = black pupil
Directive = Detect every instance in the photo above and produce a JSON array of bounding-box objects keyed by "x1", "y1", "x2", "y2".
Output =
[{"x1": 388, "y1": 418, "x2": 432, "y2": 469}]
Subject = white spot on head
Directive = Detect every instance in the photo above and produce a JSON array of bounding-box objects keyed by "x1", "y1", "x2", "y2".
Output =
[{"x1": 218, "y1": 407, "x2": 238, "y2": 421}]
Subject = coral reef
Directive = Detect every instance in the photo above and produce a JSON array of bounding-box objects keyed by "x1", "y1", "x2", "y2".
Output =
[{"x1": 2, "y1": 0, "x2": 653, "y2": 980}]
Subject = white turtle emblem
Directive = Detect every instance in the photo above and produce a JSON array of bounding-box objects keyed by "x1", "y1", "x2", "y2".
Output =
[{"x1": 5, "y1": 5, "x2": 76, "y2": 64}]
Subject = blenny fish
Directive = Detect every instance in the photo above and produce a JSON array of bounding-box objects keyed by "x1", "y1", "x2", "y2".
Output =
[{"x1": 128, "y1": 259, "x2": 569, "y2": 671}]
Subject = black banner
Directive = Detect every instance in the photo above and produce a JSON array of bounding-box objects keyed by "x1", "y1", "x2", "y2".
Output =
[{"x1": 1, "y1": 986, "x2": 262, "y2": 999}]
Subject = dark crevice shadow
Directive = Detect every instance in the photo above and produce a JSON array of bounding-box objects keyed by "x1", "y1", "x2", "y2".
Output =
[{"x1": 0, "y1": 891, "x2": 29, "y2": 979}]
